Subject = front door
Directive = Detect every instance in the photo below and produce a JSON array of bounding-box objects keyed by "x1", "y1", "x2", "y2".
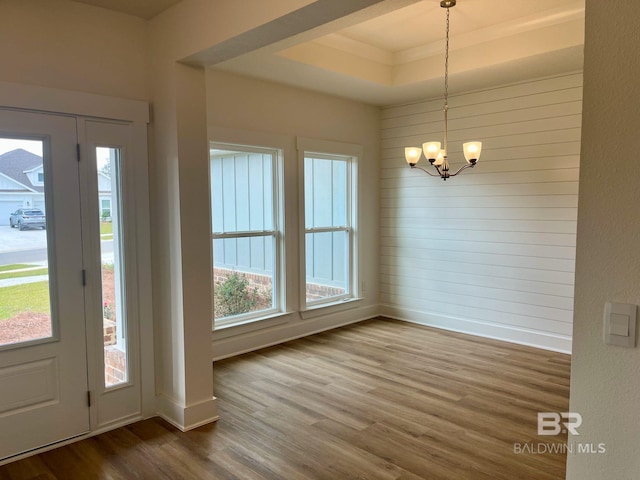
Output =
[{"x1": 0, "y1": 110, "x2": 89, "y2": 459}]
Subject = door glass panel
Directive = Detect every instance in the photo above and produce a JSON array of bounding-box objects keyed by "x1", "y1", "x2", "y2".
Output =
[
  {"x1": 96, "y1": 147, "x2": 128, "y2": 387},
  {"x1": 0, "y1": 138, "x2": 52, "y2": 347}
]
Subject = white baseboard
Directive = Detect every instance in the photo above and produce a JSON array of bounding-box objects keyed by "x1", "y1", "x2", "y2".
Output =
[
  {"x1": 212, "y1": 304, "x2": 379, "y2": 360},
  {"x1": 381, "y1": 304, "x2": 572, "y2": 354},
  {"x1": 156, "y1": 394, "x2": 219, "y2": 432}
]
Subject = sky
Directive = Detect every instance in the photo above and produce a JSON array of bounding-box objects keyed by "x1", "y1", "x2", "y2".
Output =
[
  {"x1": 0, "y1": 137, "x2": 110, "y2": 169},
  {"x1": 0, "y1": 138, "x2": 42, "y2": 156}
]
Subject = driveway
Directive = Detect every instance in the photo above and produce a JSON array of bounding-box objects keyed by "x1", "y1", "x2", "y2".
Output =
[{"x1": 0, "y1": 226, "x2": 47, "y2": 253}]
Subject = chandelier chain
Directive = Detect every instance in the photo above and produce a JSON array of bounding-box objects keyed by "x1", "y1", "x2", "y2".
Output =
[
  {"x1": 443, "y1": 5, "x2": 450, "y2": 152},
  {"x1": 444, "y1": 6, "x2": 450, "y2": 105}
]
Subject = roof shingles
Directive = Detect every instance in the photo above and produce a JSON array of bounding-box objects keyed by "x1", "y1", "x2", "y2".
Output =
[{"x1": 0, "y1": 149, "x2": 44, "y2": 193}]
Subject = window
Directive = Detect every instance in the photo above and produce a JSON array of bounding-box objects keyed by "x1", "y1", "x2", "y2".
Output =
[
  {"x1": 37, "y1": 172, "x2": 44, "y2": 182},
  {"x1": 101, "y1": 198, "x2": 111, "y2": 219},
  {"x1": 95, "y1": 147, "x2": 128, "y2": 387},
  {"x1": 300, "y1": 141, "x2": 358, "y2": 307},
  {"x1": 210, "y1": 144, "x2": 282, "y2": 327}
]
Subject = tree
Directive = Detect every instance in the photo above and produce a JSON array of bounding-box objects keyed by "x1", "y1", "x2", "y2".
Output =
[{"x1": 99, "y1": 161, "x2": 111, "y2": 178}]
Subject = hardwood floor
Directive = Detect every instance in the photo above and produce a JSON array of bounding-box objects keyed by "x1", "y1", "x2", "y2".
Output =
[{"x1": 0, "y1": 318, "x2": 571, "y2": 479}]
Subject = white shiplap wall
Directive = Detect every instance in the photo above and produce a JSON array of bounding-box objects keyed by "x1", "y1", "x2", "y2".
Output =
[{"x1": 379, "y1": 73, "x2": 582, "y2": 353}]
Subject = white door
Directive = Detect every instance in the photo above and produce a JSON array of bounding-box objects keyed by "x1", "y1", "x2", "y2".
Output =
[
  {"x1": 0, "y1": 110, "x2": 89, "y2": 460},
  {"x1": 80, "y1": 120, "x2": 143, "y2": 428}
]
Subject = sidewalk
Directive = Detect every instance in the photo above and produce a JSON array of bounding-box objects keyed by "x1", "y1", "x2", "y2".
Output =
[{"x1": 0, "y1": 274, "x2": 49, "y2": 288}]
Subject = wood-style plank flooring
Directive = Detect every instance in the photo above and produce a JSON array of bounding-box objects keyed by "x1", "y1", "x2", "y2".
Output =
[{"x1": 0, "y1": 318, "x2": 571, "y2": 479}]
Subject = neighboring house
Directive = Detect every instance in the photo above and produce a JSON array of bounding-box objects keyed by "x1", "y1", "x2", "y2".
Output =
[
  {"x1": 0, "y1": 148, "x2": 112, "y2": 226},
  {"x1": 97, "y1": 170, "x2": 113, "y2": 220},
  {"x1": 0, "y1": 149, "x2": 45, "y2": 225}
]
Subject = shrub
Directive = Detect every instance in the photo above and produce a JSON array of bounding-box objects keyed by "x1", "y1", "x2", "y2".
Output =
[
  {"x1": 103, "y1": 301, "x2": 114, "y2": 320},
  {"x1": 215, "y1": 272, "x2": 258, "y2": 318}
]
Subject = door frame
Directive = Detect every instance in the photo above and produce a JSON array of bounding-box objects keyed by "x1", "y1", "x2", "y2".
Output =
[{"x1": 0, "y1": 81, "x2": 154, "y2": 463}]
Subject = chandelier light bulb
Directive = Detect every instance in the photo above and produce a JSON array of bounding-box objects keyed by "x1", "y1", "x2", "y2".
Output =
[
  {"x1": 404, "y1": 147, "x2": 422, "y2": 166},
  {"x1": 463, "y1": 141, "x2": 482, "y2": 164},
  {"x1": 422, "y1": 141, "x2": 441, "y2": 162}
]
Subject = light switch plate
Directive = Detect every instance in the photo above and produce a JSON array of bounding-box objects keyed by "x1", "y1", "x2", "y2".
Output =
[{"x1": 604, "y1": 302, "x2": 637, "y2": 347}]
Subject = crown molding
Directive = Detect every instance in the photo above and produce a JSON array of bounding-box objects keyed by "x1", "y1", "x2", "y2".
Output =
[{"x1": 296, "y1": 1, "x2": 585, "y2": 67}]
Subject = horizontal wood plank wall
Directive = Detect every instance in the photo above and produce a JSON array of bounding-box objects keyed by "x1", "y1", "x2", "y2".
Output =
[{"x1": 379, "y1": 73, "x2": 582, "y2": 353}]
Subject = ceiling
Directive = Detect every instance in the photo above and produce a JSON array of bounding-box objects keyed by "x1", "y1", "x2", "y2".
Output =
[
  {"x1": 212, "y1": 0, "x2": 585, "y2": 106},
  {"x1": 71, "y1": 0, "x2": 181, "y2": 19},
  {"x1": 69, "y1": 0, "x2": 585, "y2": 106}
]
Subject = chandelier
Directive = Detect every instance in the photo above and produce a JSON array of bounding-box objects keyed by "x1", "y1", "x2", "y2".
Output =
[{"x1": 404, "y1": 0, "x2": 482, "y2": 180}]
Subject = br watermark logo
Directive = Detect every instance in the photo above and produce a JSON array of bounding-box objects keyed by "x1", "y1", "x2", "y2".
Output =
[
  {"x1": 512, "y1": 412, "x2": 606, "y2": 455},
  {"x1": 538, "y1": 412, "x2": 582, "y2": 436}
]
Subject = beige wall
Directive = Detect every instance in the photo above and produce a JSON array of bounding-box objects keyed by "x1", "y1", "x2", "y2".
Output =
[
  {"x1": 567, "y1": 1, "x2": 640, "y2": 478},
  {"x1": 207, "y1": 70, "x2": 379, "y2": 143},
  {"x1": 0, "y1": 0, "x2": 148, "y2": 100},
  {"x1": 206, "y1": 70, "x2": 380, "y2": 357}
]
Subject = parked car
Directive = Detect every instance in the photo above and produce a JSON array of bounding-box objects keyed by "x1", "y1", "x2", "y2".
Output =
[{"x1": 9, "y1": 208, "x2": 46, "y2": 230}]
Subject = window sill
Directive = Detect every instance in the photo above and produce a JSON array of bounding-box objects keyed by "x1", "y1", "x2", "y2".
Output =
[
  {"x1": 213, "y1": 311, "x2": 293, "y2": 340},
  {"x1": 299, "y1": 297, "x2": 364, "y2": 320}
]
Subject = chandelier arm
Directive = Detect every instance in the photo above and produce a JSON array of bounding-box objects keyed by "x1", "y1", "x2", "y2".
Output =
[
  {"x1": 410, "y1": 165, "x2": 441, "y2": 177},
  {"x1": 449, "y1": 163, "x2": 475, "y2": 177}
]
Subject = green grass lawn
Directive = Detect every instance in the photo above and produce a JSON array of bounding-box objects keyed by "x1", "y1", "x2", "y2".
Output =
[
  {"x1": 0, "y1": 268, "x2": 48, "y2": 281},
  {"x1": 0, "y1": 281, "x2": 50, "y2": 321},
  {"x1": 0, "y1": 264, "x2": 32, "y2": 273},
  {"x1": 100, "y1": 222, "x2": 113, "y2": 235}
]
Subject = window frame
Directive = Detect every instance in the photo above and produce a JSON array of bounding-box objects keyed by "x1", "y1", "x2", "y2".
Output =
[
  {"x1": 93, "y1": 145, "x2": 129, "y2": 389},
  {"x1": 297, "y1": 137, "x2": 360, "y2": 310},
  {"x1": 100, "y1": 198, "x2": 111, "y2": 218},
  {"x1": 209, "y1": 142, "x2": 284, "y2": 328}
]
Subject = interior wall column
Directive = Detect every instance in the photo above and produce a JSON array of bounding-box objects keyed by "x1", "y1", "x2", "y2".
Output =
[{"x1": 149, "y1": 57, "x2": 217, "y2": 430}]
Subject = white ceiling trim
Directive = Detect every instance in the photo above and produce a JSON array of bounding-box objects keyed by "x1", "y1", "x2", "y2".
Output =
[
  {"x1": 398, "y1": 1, "x2": 584, "y2": 64},
  {"x1": 308, "y1": 1, "x2": 584, "y2": 67}
]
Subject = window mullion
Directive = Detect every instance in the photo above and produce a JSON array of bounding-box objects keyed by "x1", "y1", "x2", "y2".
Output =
[
  {"x1": 213, "y1": 229, "x2": 276, "y2": 239},
  {"x1": 305, "y1": 226, "x2": 348, "y2": 234}
]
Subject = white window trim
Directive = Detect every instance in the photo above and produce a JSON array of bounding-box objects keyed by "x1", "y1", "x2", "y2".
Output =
[
  {"x1": 210, "y1": 142, "x2": 285, "y2": 328},
  {"x1": 297, "y1": 137, "x2": 361, "y2": 312}
]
